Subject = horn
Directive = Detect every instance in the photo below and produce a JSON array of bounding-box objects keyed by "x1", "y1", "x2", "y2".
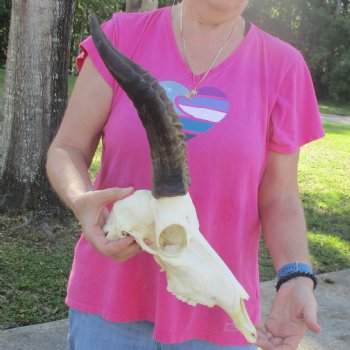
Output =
[{"x1": 88, "y1": 13, "x2": 190, "y2": 198}]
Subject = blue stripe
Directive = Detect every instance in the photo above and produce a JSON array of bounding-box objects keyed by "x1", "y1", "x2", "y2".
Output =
[
  {"x1": 177, "y1": 96, "x2": 229, "y2": 111},
  {"x1": 180, "y1": 118, "x2": 214, "y2": 133},
  {"x1": 185, "y1": 133, "x2": 196, "y2": 141}
]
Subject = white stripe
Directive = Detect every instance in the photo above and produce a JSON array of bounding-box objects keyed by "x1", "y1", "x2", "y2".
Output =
[{"x1": 178, "y1": 104, "x2": 227, "y2": 123}]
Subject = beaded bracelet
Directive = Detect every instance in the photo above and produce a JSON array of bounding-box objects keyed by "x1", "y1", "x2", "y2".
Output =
[{"x1": 275, "y1": 271, "x2": 318, "y2": 292}]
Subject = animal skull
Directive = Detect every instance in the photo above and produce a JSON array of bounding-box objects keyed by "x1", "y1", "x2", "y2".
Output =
[
  {"x1": 89, "y1": 14, "x2": 257, "y2": 344},
  {"x1": 104, "y1": 190, "x2": 257, "y2": 343}
]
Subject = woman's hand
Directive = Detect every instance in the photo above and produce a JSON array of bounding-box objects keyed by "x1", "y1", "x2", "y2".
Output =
[
  {"x1": 256, "y1": 277, "x2": 321, "y2": 350},
  {"x1": 72, "y1": 187, "x2": 142, "y2": 262}
]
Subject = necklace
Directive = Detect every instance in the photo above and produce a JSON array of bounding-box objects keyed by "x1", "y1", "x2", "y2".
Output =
[{"x1": 180, "y1": 1, "x2": 237, "y2": 99}]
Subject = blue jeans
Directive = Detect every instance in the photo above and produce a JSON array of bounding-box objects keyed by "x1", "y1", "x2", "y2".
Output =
[{"x1": 68, "y1": 308, "x2": 257, "y2": 350}]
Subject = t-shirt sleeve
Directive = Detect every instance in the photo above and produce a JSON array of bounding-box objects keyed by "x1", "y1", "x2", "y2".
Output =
[
  {"x1": 76, "y1": 16, "x2": 117, "y2": 90},
  {"x1": 269, "y1": 54, "x2": 325, "y2": 153}
]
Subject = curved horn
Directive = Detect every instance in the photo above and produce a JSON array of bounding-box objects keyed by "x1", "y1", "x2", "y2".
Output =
[{"x1": 88, "y1": 13, "x2": 190, "y2": 198}]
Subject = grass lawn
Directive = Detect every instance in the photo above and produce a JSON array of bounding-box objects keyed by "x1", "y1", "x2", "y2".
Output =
[
  {"x1": 0, "y1": 215, "x2": 80, "y2": 329},
  {"x1": 260, "y1": 122, "x2": 350, "y2": 280},
  {"x1": 319, "y1": 100, "x2": 350, "y2": 116}
]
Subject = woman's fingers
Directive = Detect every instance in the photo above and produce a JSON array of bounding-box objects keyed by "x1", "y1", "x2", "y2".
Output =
[
  {"x1": 88, "y1": 225, "x2": 142, "y2": 261},
  {"x1": 303, "y1": 301, "x2": 322, "y2": 333},
  {"x1": 73, "y1": 186, "x2": 142, "y2": 262},
  {"x1": 94, "y1": 187, "x2": 134, "y2": 205}
]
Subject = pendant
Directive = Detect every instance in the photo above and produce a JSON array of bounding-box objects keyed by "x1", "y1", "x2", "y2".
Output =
[{"x1": 187, "y1": 89, "x2": 198, "y2": 99}]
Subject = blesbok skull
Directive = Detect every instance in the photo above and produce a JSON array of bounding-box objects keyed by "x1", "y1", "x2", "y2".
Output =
[
  {"x1": 89, "y1": 14, "x2": 257, "y2": 344},
  {"x1": 104, "y1": 190, "x2": 257, "y2": 342}
]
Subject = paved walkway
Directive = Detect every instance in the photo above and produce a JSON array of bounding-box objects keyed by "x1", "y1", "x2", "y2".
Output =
[
  {"x1": 261, "y1": 270, "x2": 350, "y2": 350},
  {"x1": 0, "y1": 269, "x2": 349, "y2": 350},
  {"x1": 320, "y1": 113, "x2": 350, "y2": 124}
]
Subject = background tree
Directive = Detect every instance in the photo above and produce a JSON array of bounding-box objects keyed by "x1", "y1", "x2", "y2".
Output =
[
  {"x1": 1, "y1": 1, "x2": 349, "y2": 101},
  {"x1": 126, "y1": 0, "x2": 142, "y2": 12},
  {"x1": 140, "y1": 0, "x2": 159, "y2": 12},
  {"x1": 70, "y1": 0, "x2": 161, "y2": 73},
  {"x1": 245, "y1": 0, "x2": 350, "y2": 101},
  {"x1": 70, "y1": 0, "x2": 124, "y2": 73},
  {"x1": 68, "y1": 0, "x2": 350, "y2": 100},
  {"x1": 125, "y1": 0, "x2": 159, "y2": 12},
  {"x1": 0, "y1": 0, "x2": 76, "y2": 219},
  {"x1": 158, "y1": 0, "x2": 181, "y2": 6}
]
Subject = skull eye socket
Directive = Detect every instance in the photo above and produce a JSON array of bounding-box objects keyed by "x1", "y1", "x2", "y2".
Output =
[{"x1": 159, "y1": 224, "x2": 187, "y2": 256}]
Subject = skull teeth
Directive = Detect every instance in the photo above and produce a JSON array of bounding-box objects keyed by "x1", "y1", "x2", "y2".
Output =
[{"x1": 169, "y1": 291, "x2": 197, "y2": 306}]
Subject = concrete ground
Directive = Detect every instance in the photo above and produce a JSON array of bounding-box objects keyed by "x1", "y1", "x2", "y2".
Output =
[
  {"x1": 0, "y1": 269, "x2": 349, "y2": 350},
  {"x1": 321, "y1": 113, "x2": 350, "y2": 124},
  {"x1": 260, "y1": 270, "x2": 350, "y2": 350}
]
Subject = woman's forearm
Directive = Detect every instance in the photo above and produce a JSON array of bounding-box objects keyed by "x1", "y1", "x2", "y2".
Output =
[
  {"x1": 46, "y1": 144, "x2": 93, "y2": 212},
  {"x1": 259, "y1": 194, "x2": 311, "y2": 272},
  {"x1": 46, "y1": 57, "x2": 113, "y2": 214}
]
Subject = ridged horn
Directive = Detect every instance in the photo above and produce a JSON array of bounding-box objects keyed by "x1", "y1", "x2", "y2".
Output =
[{"x1": 88, "y1": 13, "x2": 190, "y2": 198}]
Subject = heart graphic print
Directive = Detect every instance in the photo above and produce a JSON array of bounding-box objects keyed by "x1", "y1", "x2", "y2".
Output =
[{"x1": 160, "y1": 81, "x2": 230, "y2": 140}]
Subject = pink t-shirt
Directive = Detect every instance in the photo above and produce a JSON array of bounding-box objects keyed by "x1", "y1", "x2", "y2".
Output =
[{"x1": 67, "y1": 7, "x2": 324, "y2": 346}]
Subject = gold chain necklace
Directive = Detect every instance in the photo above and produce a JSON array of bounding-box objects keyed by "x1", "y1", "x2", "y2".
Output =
[{"x1": 180, "y1": 1, "x2": 237, "y2": 99}]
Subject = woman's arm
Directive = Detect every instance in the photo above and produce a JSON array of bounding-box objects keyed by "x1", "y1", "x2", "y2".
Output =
[
  {"x1": 256, "y1": 150, "x2": 321, "y2": 349},
  {"x1": 47, "y1": 57, "x2": 112, "y2": 205},
  {"x1": 259, "y1": 150, "x2": 310, "y2": 270},
  {"x1": 46, "y1": 57, "x2": 141, "y2": 261}
]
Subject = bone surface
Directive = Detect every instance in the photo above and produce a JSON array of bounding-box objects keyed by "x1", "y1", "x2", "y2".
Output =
[{"x1": 104, "y1": 190, "x2": 257, "y2": 343}]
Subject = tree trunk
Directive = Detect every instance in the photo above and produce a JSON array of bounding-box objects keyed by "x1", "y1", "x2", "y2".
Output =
[
  {"x1": 126, "y1": 0, "x2": 158, "y2": 12},
  {"x1": 336, "y1": 0, "x2": 342, "y2": 16},
  {"x1": 0, "y1": 0, "x2": 76, "y2": 216},
  {"x1": 76, "y1": 0, "x2": 88, "y2": 70},
  {"x1": 126, "y1": 0, "x2": 142, "y2": 12},
  {"x1": 141, "y1": 0, "x2": 158, "y2": 12}
]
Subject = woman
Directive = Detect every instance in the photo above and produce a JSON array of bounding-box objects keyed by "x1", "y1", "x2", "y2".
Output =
[{"x1": 46, "y1": 1, "x2": 324, "y2": 349}]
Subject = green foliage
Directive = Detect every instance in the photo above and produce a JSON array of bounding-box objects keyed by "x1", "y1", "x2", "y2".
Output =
[
  {"x1": 319, "y1": 100, "x2": 350, "y2": 116},
  {"x1": 296, "y1": 4, "x2": 350, "y2": 102},
  {"x1": 70, "y1": 0, "x2": 126, "y2": 73},
  {"x1": 158, "y1": 0, "x2": 181, "y2": 7},
  {"x1": 328, "y1": 51, "x2": 350, "y2": 101},
  {"x1": 88, "y1": 140, "x2": 102, "y2": 180},
  {"x1": 70, "y1": 0, "x2": 179, "y2": 73},
  {"x1": 245, "y1": 0, "x2": 350, "y2": 102},
  {"x1": 0, "y1": 0, "x2": 11, "y2": 67}
]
